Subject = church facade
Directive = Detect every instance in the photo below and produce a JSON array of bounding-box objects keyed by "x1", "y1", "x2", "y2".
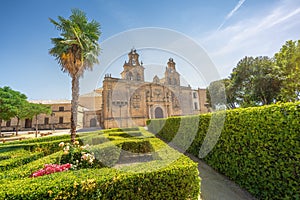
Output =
[{"x1": 80, "y1": 49, "x2": 208, "y2": 129}]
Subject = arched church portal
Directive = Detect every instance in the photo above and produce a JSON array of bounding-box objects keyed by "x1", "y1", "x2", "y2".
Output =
[
  {"x1": 154, "y1": 107, "x2": 164, "y2": 118},
  {"x1": 90, "y1": 118, "x2": 97, "y2": 127}
]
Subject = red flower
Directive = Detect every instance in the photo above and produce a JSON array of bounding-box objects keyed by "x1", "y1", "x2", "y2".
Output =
[{"x1": 30, "y1": 163, "x2": 72, "y2": 178}]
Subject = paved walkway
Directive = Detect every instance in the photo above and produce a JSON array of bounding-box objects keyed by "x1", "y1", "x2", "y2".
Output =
[{"x1": 186, "y1": 153, "x2": 256, "y2": 200}]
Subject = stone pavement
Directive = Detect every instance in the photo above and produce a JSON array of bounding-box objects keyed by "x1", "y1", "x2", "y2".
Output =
[{"x1": 186, "y1": 153, "x2": 256, "y2": 200}]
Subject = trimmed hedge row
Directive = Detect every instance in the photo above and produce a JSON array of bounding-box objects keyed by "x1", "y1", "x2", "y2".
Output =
[
  {"x1": 0, "y1": 151, "x2": 63, "y2": 182},
  {"x1": 0, "y1": 149, "x2": 29, "y2": 161},
  {"x1": 0, "y1": 162, "x2": 199, "y2": 200},
  {"x1": 0, "y1": 134, "x2": 71, "y2": 146},
  {"x1": 0, "y1": 128, "x2": 201, "y2": 199},
  {"x1": 0, "y1": 139, "x2": 70, "y2": 156},
  {"x1": 147, "y1": 102, "x2": 300, "y2": 200},
  {"x1": 0, "y1": 151, "x2": 44, "y2": 171}
]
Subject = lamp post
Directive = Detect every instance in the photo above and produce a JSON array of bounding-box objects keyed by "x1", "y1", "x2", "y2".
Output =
[{"x1": 112, "y1": 100, "x2": 127, "y2": 128}]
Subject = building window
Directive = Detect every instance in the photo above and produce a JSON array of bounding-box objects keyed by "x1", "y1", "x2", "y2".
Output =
[
  {"x1": 6, "y1": 120, "x2": 11, "y2": 127},
  {"x1": 194, "y1": 102, "x2": 198, "y2": 110},
  {"x1": 44, "y1": 117, "x2": 49, "y2": 125},
  {"x1": 193, "y1": 92, "x2": 197, "y2": 98},
  {"x1": 59, "y1": 106, "x2": 64, "y2": 111},
  {"x1": 59, "y1": 117, "x2": 64, "y2": 124}
]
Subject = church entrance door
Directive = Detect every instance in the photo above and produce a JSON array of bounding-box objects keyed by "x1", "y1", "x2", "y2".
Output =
[
  {"x1": 154, "y1": 107, "x2": 164, "y2": 118},
  {"x1": 90, "y1": 118, "x2": 97, "y2": 127}
]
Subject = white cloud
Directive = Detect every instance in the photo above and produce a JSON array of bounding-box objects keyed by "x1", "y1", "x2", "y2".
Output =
[
  {"x1": 217, "y1": 0, "x2": 246, "y2": 31},
  {"x1": 200, "y1": 0, "x2": 300, "y2": 78}
]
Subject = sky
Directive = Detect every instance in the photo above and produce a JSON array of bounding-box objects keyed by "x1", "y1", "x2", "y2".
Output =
[{"x1": 0, "y1": 0, "x2": 300, "y2": 100}]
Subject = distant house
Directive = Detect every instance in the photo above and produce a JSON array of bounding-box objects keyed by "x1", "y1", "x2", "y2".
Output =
[{"x1": 0, "y1": 100, "x2": 85, "y2": 132}]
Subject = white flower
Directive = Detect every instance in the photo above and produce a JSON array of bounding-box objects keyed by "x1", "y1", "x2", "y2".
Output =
[
  {"x1": 64, "y1": 146, "x2": 70, "y2": 151},
  {"x1": 59, "y1": 142, "x2": 65, "y2": 147},
  {"x1": 81, "y1": 154, "x2": 87, "y2": 160}
]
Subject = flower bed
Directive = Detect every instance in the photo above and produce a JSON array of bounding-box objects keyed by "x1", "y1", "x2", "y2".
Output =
[{"x1": 0, "y1": 127, "x2": 201, "y2": 199}]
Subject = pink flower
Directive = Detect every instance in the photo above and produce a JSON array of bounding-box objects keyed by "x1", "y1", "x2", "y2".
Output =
[{"x1": 30, "y1": 163, "x2": 72, "y2": 178}]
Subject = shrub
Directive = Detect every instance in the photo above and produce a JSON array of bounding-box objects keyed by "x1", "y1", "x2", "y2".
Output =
[
  {"x1": 58, "y1": 141, "x2": 102, "y2": 169},
  {"x1": 147, "y1": 102, "x2": 300, "y2": 199},
  {"x1": 0, "y1": 151, "x2": 44, "y2": 171},
  {"x1": 0, "y1": 128, "x2": 201, "y2": 199},
  {"x1": 0, "y1": 151, "x2": 63, "y2": 182},
  {"x1": 121, "y1": 140, "x2": 154, "y2": 153}
]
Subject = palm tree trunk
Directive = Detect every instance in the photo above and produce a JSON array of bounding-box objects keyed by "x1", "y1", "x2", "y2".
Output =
[{"x1": 71, "y1": 74, "x2": 79, "y2": 143}]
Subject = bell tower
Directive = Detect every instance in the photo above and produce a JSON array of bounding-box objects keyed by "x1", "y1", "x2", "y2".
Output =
[
  {"x1": 164, "y1": 58, "x2": 180, "y2": 86},
  {"x1": 121, "y1": 49, "x2": 145, "y2": 81}
]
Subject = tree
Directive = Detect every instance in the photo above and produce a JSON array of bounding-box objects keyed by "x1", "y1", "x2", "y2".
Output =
[
  {"x1": 230, "y1": 56, "x2": 281, "y2": 107},
  {"x1": 0, "y1": 86, "x2": 27, "y2": 135},
  {"x1": 14, "y1": 100, "x2": 31, "y2": 136},
  {"x1": 275, "y1": 40, "x2": 300, "y2": 101},
  {"x1": 49, "y1": 9, "x2": 101, "y2": 142},
  {"x1": 206, "y1": 78, "x2": 236, "y2": 110},
  {"x1": 28, "y1": 103, "x2": 51, "y2": 138}
]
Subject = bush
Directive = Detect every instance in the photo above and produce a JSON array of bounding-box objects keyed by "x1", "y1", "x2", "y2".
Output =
[
  {"x1": 0, "y1": 151, "x2": 44, "y2": 171},
  {"x1": 147, "y1": 102, "x2": 300, "y2": 199},
  {"x1": 0, "y1": 151, "x2": 63, "y2": 182},
  {"x1": 121, "y1": 140, "x2": 154, "y2": 153},
  {"x1": 0, "y1": 134, "x2": 71, "y2": 146},
  {"x1": 0, "y1": 128, "x2": 201, "y2": 199},
  {"x1": 0, "y1": 156, "x2": 199, "y2": 200}
]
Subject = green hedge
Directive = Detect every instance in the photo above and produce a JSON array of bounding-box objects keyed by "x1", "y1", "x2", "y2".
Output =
[
  {"x1": 0, "y1": 151, "x2": 44, "y2": 171},
  {"x1": 147, "y1": 102, "x2": 300, "y2": 200},
  {"x1": 0, "y1": 138, "x2": 73, "y2": 156},
  {"x1": 0, "y1": 149, "x2": 29, "y2": 161},
  {"x1": 121, "y1": 140, "x2": 154, "y2": 153},
  {"x1": 0, "y1": 161, "x2": 199, "y2": 200},
  {"x1": 0, "y1": 128, "x2": 200, "y2": 199},
  {"x1": 0, "y1": 151, "x2": 63, "y2": 182},
  {"x1": 0, "y1": 134, "x2": 71, "y2": 146}
]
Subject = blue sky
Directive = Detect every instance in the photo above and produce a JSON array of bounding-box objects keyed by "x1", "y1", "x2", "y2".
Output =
[{"x1": 0, "y1": 0, "x2": 300, "y2": 100}]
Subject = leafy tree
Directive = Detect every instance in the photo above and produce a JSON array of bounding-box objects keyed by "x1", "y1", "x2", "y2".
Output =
[
  {"x1": 275, "y1": 40, "x2": 300, "y2": 101},
  {"x1": 206, "y1": 78, "x2": 236, "y2": 110},
  {"x1": 230, "y1": 56, "x2": 281, "y2": 107},
  {"x1": 14, "y1": 100, "x2": 31, "y2": 136},
  {"x1": 0, "y1": 86, "x2": 27, "y2": 135},
  {"x1": 49, "y1": 9, "x2": 101, "y2": 142},
  {"x1": 28, "y1": 103, "x2": 51, "y2": 138}
]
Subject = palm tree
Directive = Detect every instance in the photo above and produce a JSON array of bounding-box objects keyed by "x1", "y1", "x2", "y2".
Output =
[{"x1": 49, "y1": 9, "x2": 101, "y2": 142}]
